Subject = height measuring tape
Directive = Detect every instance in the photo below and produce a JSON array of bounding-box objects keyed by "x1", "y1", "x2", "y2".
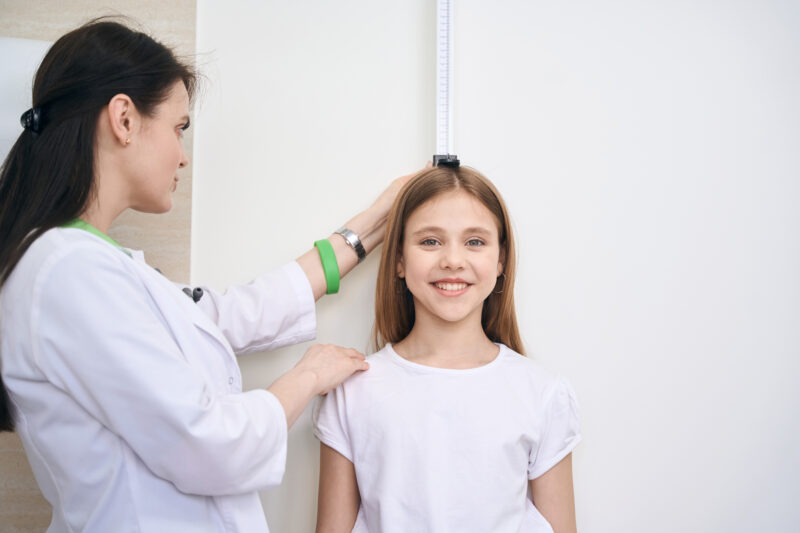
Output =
[{"x1": 433, "y1": 0, "x2": 460, "y2": 168}]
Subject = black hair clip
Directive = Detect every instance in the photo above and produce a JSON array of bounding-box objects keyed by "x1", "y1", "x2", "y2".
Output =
[
  {"x1": 433, "y1": 154, "x2": 460, "y2": 168},
  {"x1": 20, "y1": 107, "x2": 43, "y2": 134}
]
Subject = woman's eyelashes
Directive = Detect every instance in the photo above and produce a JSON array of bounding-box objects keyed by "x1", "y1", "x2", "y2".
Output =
[{"x1": 178, "y1": 120, "x2": 190, "y2": 137}]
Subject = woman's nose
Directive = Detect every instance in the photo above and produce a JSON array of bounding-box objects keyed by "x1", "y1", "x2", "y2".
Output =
[{"x1": 179, "y1": 145, "x2": 189, "y2": 169}]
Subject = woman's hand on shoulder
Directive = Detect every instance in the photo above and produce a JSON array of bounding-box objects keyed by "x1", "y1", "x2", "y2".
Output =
[
  {"x1": 267, "y1": 344, "x2": 368, "y2": 429},
  {"x1": 296, "y1": 344, "x2": 369, "y2": 395}
]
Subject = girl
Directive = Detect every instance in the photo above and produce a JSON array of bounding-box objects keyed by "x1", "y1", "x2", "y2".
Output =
[{"x1": 314, "y1": 165, "x2": 581, "y2": 532}]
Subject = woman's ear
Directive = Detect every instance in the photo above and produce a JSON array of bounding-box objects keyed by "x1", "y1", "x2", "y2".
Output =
[{"x1": 106, "y1": 94, "x2": 138, "y2": 146}]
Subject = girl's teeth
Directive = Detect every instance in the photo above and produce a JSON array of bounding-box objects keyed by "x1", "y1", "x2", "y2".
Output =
[{"x1": 435, "y1": 282, "x2": 467, "y2": 291}]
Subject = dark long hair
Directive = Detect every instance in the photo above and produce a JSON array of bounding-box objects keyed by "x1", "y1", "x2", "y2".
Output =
[{"x1": 0, "y1": 18, "x2": 196, "y2": 432}]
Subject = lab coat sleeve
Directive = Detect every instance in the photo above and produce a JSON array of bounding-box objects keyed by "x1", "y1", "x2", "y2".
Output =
[
  {"x1": 31, "y1": 246, "x2": 288, "y2": 496},
  {"x1": 192, "y1": 262, "x2": 316, "y2": 355}
]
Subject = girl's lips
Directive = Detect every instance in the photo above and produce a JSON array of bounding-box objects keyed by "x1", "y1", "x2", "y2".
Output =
[{"x1": 431, "y1": 281, "x2": 470, "y2": 297}]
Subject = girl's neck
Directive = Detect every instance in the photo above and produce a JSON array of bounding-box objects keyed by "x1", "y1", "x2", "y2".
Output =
[{"x1": 393, "y1": 309, "x2": 499, "y2": 369}]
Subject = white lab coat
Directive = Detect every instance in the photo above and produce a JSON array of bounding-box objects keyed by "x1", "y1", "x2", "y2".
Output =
[{"x1": 0, "y1": 227, "x2": 317, "y2": 532}]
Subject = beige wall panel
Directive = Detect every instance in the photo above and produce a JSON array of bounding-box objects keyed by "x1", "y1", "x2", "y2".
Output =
[
  {"x1": 0, "y1": 1, "x2": 195, "y2": 54},
  {"x1": 0, "y1": 433, "x2": 49, "y2": 532},
  {"x1": 0, "y1": 2, "x2": 196, "y2": 531}
]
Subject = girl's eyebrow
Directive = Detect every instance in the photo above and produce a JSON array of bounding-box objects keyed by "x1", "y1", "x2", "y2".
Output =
[
  {"x1": 410, "y1": 226, "x2": 445, "y2": 236},
  {"x1": 410, "y1": 226, "x2": 492, "y2": 236},
  {"x1": 462, "y1": 226, "x2": 492, "y2": 236}
]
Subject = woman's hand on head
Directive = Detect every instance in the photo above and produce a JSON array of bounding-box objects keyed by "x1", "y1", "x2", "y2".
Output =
[
  {"x1": 296, "y1": 344, "x2": 369, "y2": 395},
  {"x1": 369, "y1": 162, "x2": 432, "y2": 219},
  {"x1": 296, "y1": 162, "x2": 432, "y2": 302}
]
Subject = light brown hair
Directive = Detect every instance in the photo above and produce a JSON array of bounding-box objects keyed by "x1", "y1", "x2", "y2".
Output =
[{"x1": 372, "y1": 165, "x2": 524, "y2": 354}]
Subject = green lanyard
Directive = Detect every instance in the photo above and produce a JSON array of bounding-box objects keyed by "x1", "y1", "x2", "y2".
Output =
[{"x1": 62, "y1": 218, "x2": 132, "y2": 257}]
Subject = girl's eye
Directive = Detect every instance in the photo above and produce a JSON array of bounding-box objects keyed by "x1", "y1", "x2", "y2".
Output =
[
  {"x1": 420, "y1": 238, "x2": 439, "y2": 246},
  {"x1": 466, "y1": 239, "x2": 485, "y2": 246}
]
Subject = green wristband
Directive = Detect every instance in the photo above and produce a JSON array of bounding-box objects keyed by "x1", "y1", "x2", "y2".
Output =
[{"x1": 314, "y1": 239, "x2": 340, "y2": 295}]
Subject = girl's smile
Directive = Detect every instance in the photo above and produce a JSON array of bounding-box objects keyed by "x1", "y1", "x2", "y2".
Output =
[{"x1": 431, "y1": 278, "x2": 471, "y2": 296}]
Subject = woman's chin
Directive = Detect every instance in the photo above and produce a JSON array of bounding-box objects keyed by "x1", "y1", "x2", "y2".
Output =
[{"x1": 132, "y1": 200, "x2": 172, "y2": 215}]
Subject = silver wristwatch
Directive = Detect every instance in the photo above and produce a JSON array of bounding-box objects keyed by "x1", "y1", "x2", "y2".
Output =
[{"x1": 335, "y1": 227, "x2": 367, "y2": 263}]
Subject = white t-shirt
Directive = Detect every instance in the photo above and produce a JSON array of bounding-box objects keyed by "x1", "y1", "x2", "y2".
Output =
[{"x1": 313, "y1": 343, "x2": 581, "y2": 533}]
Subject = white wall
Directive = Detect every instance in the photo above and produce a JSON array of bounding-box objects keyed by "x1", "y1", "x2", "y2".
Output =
[{"x1": 195, "y1": 1, "x2": 800, "y2": 531}]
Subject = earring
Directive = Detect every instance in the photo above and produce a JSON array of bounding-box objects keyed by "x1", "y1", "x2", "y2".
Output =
[
  {"x1": 124, "y1": 138, "x2": 130, "y2": 145},
  {"x1": 493, "y1": 273, "x2": 506, "y2": 295}
]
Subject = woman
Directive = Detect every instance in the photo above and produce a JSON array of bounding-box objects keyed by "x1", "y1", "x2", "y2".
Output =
[{"x1": 0, "y1": 19, "x2": 410, "y2": 533}]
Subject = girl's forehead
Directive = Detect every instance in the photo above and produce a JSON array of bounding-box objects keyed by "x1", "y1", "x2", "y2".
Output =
[{"x1": 406, "y1": 190, "x2": 499, "y2": 231}]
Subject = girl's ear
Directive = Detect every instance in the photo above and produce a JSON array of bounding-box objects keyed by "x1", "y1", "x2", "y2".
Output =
[
  {"x1": 397, "y1": 251, "x2": 405, "y2": 279},
  {"x1": 497, "y1": 247, "x2": 506, "y2": 277}
]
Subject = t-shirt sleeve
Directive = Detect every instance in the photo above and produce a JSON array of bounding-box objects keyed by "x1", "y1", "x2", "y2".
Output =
[
  {"x1": 528, "y1": 376, "x2": 581, "y2": 480},
  {"x1": 313, "y1": 384, "x2": 353, "y2": 463}
]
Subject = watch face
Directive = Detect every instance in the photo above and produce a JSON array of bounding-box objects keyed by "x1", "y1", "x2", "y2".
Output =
[{"x1": 336, "y1": 228, "x2": 366, "y2": 262}]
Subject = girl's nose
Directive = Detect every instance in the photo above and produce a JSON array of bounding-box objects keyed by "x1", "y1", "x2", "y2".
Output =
[
  {"x1": 439, "y1": 244, "x2": 465, "y2": 269},
  {"x1": 179, "y1": 143, "x2": 189, "y2": 169}
]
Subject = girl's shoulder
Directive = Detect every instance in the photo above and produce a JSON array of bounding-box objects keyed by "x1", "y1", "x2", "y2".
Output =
[
  {"x1": 324, "y1": 345, "x2": 399, "y2": 400},
  {"x1": 495, "y1": 344, "x2": 575, "y2": 401},
  {"x1": 360, "y1": 344, "x2": 401, "y2": 375},
  {"x1": 496, "y1": 344, "x2": 556, "y2": 377}
]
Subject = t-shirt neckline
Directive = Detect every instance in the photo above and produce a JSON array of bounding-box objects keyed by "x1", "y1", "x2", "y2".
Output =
[{"x1": 384, "y1": 342, "x2": 507, "y2": 375}]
